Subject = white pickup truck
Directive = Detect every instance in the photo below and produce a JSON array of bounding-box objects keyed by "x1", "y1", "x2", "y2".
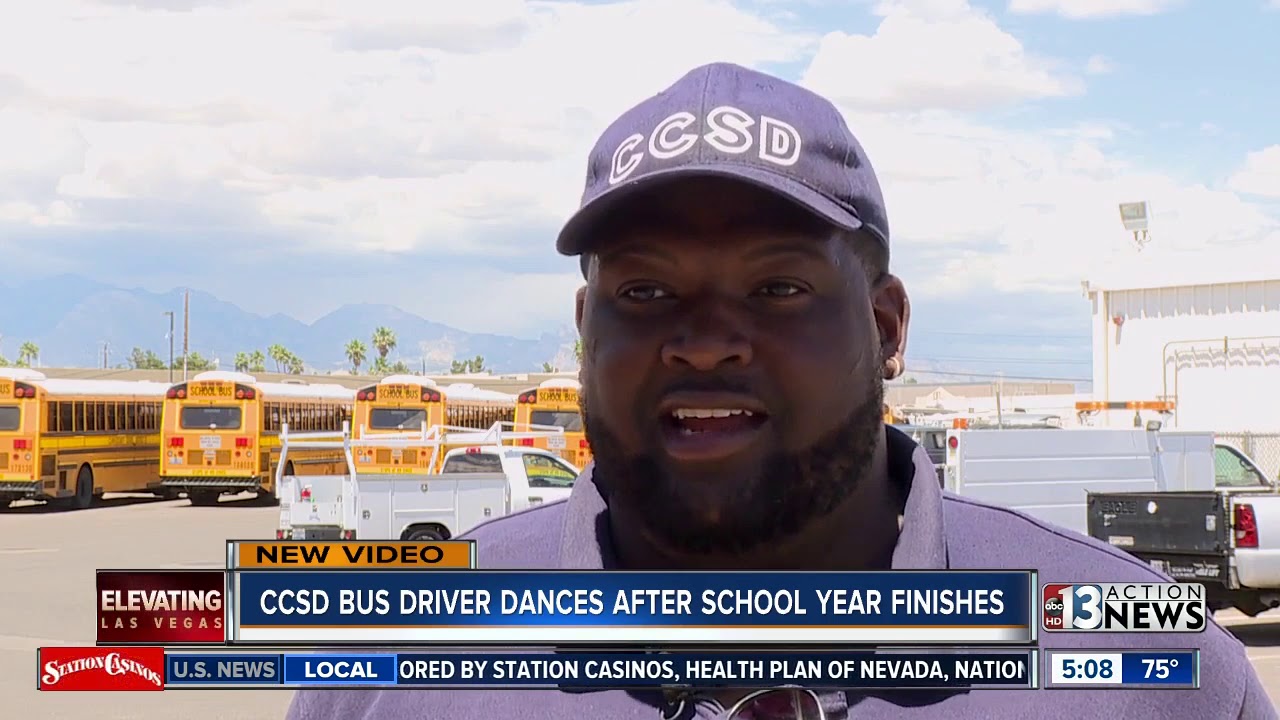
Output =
[
  {"x1": 1087, "y1": 442, "x2": 1280, "y2": 617},
  {"x1": 274, "y1": 422, "x2": 578, "y2": 542}
]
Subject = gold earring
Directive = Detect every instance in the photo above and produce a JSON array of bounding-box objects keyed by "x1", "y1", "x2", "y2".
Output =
[{"x1": 884, "y1": 357, "x2": 902, "y2": 380}]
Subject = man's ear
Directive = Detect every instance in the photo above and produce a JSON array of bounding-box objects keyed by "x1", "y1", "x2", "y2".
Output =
[
  {"x1": 872, "y1": 274, "x2": 909, "y2": 370},
  {"x1": 575, "y1": 286, "x2": 587, "y2": 333}
]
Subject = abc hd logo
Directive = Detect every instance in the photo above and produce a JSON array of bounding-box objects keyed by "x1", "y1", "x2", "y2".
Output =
[{"x1": 1042, "y1": 583, "x2": 1207, "y2": 632}]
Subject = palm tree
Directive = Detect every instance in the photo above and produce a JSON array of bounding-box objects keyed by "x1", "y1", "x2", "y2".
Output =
[
  {"x1": 17, "y1": 341, "x2": 39, "y2": 368},
  {"x1": 372, "y1": 327, "x2": 397, "y2": 362},
  {"x1": 249, "y1": 350, "x2": 266, "y2": 373},
  {"x1": 345, "y1": 339, "x2": 367, "y2": 374},
  {"x1": 234, "y1": 352, "x2": 250, "y2": 372},
  {"x1": 267, "y1": 344, "x2": 287, "y2": 373}
]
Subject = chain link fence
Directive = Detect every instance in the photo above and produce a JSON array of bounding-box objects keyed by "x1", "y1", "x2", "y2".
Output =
[{"x1": 1215, "y1": 432, "x2": 1280, "y2": 483}]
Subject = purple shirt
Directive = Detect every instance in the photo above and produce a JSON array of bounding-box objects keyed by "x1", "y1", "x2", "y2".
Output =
[{"x1": 287, "y1": 430, "x2": 1276, "y2": 719}]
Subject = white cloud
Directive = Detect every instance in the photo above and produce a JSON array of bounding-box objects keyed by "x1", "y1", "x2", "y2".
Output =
[
  {"x1": 801, "y1": 7, "x2": 1279, "y2": 301},
  {"x1": 853, "y1": 110, "x2": 1280, "y2": 297},
  {"x1": 803, "y1": 0, "x2": 1080, "y2": 111},
  {"x1": 1007, "y1": 0, "x2": 1180, "y2": 19},
  {"x1": 0, "y1": 0, "x2": 814, "y2": 258},
  {"x1": 1227, "y1": 145, "x2": 1280, "y2": 198},
  {"x1": 1, "y1": 0, "x2": 1277, "y2": 340},
  {"x1": 1085, "y1": 54, "x2": 1112, "y2": 74}
]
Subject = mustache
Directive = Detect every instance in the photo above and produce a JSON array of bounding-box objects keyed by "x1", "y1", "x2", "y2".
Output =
[{"x1": 656, "y1": 375, "x2": 759, "y2": 397}]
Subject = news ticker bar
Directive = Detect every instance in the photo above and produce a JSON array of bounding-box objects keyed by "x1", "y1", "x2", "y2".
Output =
[
  {"x1": 39, "y1": 648, "x2": 1202, "y2": 691},
  {"x1": 160, "y1": 649, "x2": 1046, "y2": 691}
]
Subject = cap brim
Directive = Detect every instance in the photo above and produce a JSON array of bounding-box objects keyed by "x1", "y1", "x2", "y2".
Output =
[{"x1": 555, "y1": 164, "x2": 867, "y2": 256}]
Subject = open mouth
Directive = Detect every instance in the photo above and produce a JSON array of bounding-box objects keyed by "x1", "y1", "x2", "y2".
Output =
[
  {"x1": 665, "y1": 407, "x2": 766, "y2": 435},
  {"x1": 658, "y1": 402, "x2": 769, "y2": 461}
]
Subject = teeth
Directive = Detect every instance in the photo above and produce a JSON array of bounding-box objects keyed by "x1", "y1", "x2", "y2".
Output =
[{"x1": 671, "y1": 408, "x2": 754, "y2": 419}]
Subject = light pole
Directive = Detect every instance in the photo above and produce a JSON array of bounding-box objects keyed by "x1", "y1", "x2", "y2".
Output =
[
  {"x1": 1119, "y1": 201, "x2": 1150, "y2": 251},
  {"x1": 163, "y1": 311, "x2": 175, "y2": 383}
]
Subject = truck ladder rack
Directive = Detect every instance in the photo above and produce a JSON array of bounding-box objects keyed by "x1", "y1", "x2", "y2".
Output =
[{"x1": 274, "y1": 421, "x2": 570, "y2": 492}]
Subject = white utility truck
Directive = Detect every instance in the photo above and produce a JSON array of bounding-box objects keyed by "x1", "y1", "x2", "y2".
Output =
[
  {"x1": 274, "y1": 422, "x2": 577, "y2": 542},
  {"x1": 943, "y1": 428, "x2": 1221, "y2": 536}
]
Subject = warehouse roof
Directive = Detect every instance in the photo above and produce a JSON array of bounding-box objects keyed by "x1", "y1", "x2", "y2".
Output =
[{"x1": 1084, "y1": 246, "x2": 1280, "y2": 293}]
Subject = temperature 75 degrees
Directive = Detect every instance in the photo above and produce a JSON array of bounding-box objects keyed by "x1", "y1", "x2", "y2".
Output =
[{"x1": 1142, "y1": 658, "x2": 1178, "y2": 679}]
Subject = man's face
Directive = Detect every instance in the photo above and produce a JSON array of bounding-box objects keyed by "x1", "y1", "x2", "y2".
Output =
[{"x1": 576, "y1": 178, "x2": 906, "y2": 557}]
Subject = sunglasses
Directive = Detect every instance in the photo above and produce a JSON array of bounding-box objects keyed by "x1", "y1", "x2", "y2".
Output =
[{"x1": 660, "y1": 686, "x2": 827, "y2": 720}]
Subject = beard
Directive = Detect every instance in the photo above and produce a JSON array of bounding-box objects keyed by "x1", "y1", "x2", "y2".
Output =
[{"x1": 581, "y1": 369, "x2": 885, "y2": 558}]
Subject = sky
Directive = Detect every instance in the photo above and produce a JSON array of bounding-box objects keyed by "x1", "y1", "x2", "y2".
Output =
[{"x1": 2, "y1": 0, "x2": 1279, "y2": 382}]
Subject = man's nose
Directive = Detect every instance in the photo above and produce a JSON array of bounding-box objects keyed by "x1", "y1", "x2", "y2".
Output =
[{"x1": 660, "y1": 304, "x2": 753, "y2": 371}]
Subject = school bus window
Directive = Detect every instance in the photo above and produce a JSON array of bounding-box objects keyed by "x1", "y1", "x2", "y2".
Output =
[
  {"x1": 370, "y1": 408, "x2": 427, "y2": 431},
  {"x1": 530, "y1": 409, "x2": 582, "y2": 431},
  {"x1": 441, "y1": 453, "x2": 502, "y2": 474},
  {"x1": 180, "y1": 406, "x2": 242, "y2": 430},
  {"x1": 0, "y1": 406, "x2": 19, "y2": 432},
  {"x1": 523, "y1": 454, "x2": 576, "y2": 488}
]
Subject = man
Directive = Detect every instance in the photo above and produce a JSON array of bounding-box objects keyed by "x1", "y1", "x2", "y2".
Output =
[{"x1": 289, "y1": 63, "x2": 1274, "y2": 719}]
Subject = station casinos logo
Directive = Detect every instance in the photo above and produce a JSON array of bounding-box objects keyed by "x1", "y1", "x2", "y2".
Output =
[{"x1": 38, "y1": 647, "x2": 165, "y2": 691}]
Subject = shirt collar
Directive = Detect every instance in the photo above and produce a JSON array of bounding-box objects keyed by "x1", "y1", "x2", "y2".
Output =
[{"x1": 557, "y1": 426, "x2": 948, "y2": 570}]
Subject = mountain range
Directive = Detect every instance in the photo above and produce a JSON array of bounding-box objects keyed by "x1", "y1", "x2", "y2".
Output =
[
  {"x1": 0, "y1": 275, "x2": 1094, "y2": 387},
  {"x1": 0, "y1": 275, "x2": 579, "y2": 374}
]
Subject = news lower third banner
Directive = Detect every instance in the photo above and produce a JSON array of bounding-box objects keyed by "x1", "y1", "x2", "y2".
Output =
[
  {"x1": 95, "y1": 542, "x2": 1033, "y2": 646},
  {"x1": 229, "y1": 569, "x2": 1036, "y2": 645}
]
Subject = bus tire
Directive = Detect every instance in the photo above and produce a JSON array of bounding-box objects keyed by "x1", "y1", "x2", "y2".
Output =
[
  {"x1": 404, "y1": 525, "x2": 447, "y2": 542},
  {"x1": 188, "y1": 490, "x2": 220, "y2": 506},
  {"x1": 70, "y1": 466, "x2": 95, "y2": 511}
]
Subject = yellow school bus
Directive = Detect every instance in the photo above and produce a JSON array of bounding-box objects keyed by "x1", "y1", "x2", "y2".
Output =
[
  {"x1": 0, "y1": 369, "x2": 171, "y2": 510},
  {"x1": 513, "y1": 377, "x2": 591, "y2": 467},
  {"x1": 159, "y1": 371, "x2": 354, "y2": 506},
  {"x1": 349, "y1": 375, "x2": 516, "y2": 473}
]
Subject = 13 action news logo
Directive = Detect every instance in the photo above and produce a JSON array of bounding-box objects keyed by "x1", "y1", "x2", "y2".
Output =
[
  {"x1": 38, "y1": 647, "x2": 165, "y2": 691},
  {"x1": 1042, "y1": 583, "x2": 1206, "y2": 633}
]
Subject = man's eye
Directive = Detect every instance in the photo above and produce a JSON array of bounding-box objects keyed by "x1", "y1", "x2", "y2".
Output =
[
  {"x1": 755, "y1": 282, "x2": 805, "y2": 298},
  {"x1": 620, "y1": 285, "x2": 670, "y2": 301}
]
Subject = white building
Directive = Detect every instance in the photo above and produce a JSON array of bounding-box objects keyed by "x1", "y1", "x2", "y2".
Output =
[{"x1": 1082, "y1": 249, "x2": 1280, "y2": 433}]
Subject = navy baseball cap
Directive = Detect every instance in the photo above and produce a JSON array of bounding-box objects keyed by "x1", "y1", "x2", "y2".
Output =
[{"x1": 556, "y1": 62, "x2": 889, "y2": 258}]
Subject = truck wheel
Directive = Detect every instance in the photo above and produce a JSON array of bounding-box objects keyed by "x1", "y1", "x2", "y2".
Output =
[
  {"x1": 406, "y1": 527, "x2": 445, "y2": 541},
  {"x1": 189, "y1": 490, "x2": 220, "y2": 507}
]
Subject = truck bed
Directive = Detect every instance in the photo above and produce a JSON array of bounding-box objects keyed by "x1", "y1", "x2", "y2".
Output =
[{"x1": 1087, "y1": 491, "x2": 1232, "y2": 583}]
